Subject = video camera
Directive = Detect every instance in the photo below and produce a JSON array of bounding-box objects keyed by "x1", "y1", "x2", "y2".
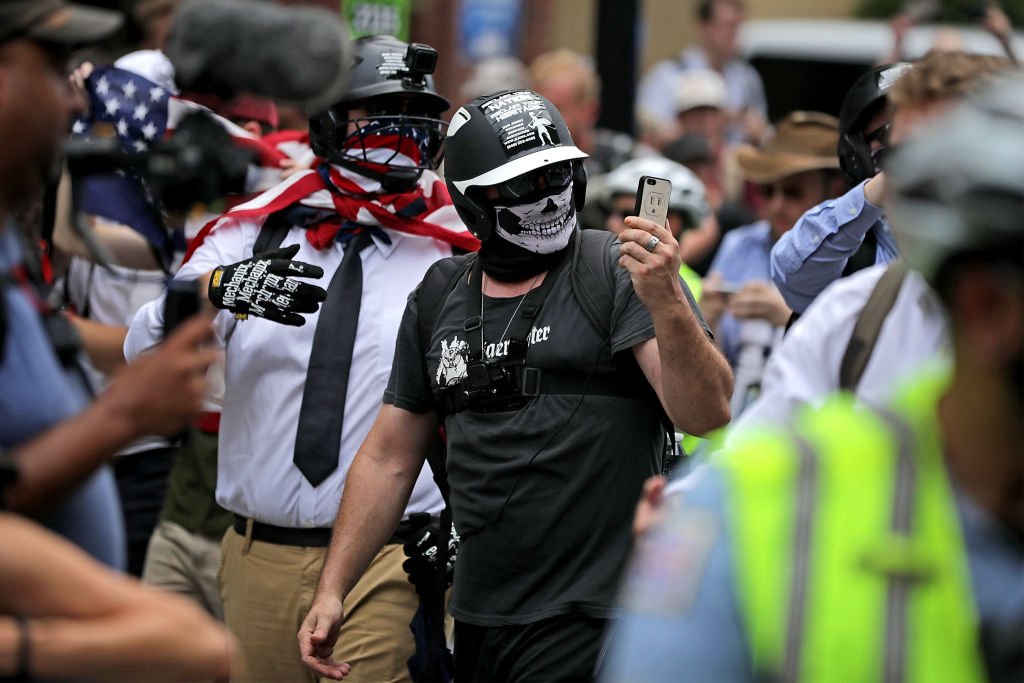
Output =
[
  {"x1": 64, "y1": 110, "x2": 253, "y2": 214},
  {"x1": 60, "y1": 0, "x2": 353, "y2": 266},
  {"x1": 460, "y1": 351, "x2": 541, "y2": 413}
]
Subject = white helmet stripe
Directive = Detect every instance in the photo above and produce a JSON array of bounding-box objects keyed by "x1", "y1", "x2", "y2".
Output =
[{"x1": 450, "y1": 145, "x2": 588, "y2": 193}]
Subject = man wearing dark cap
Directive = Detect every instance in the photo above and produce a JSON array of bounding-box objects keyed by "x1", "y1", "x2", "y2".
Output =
[
  {"x1": 0, "y1": 0, "x2": 214, "y2": 567},
  {"x1": 0, "y1": 0, "x2": 122, "y2": 46}
]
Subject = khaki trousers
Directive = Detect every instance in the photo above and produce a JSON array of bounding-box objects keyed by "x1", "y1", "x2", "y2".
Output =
[
  {"x1": 142, "y1": 520, "x2": 225, "y2": 621},
  {"x1": 219, "y1": 525, "x2": 417, "y2": 683}
]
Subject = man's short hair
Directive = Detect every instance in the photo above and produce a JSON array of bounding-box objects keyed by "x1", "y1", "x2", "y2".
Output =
[
  {"x1": 889, "y1": 51, "x2": 1013, "y2": 109},
  {"x1": 529, "y1": 49, "x2": 601, "y2": 105},
  {"x1": 696, "y1": 0, "x2": 745, "y2": 23}
]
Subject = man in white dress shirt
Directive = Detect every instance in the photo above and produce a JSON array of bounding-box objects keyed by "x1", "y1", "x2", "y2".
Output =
[
  {"x1": 731, "y1": 262, "x2": 948, "y2": 433},
  {"x1": 125, "y1": 36, "x2": 477, "y2": 682}
]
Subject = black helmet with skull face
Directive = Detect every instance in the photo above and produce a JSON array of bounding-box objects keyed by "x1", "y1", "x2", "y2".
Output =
[{"x1": 444, "y1": 90, "x2": 588, "y2": 251}]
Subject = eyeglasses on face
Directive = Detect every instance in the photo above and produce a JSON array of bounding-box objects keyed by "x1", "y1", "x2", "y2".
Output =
[
  {"x1": 863, "y1": 121, "x2": 891, "y2": 148},
  {"x1": 757, "y1": 182, "x2": 809, "y2": 202}
]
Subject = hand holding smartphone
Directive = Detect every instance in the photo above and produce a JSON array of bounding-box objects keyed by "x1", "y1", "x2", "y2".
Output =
[{"x1": 634, "y1": 175, "x2": 672, "y2": 229}]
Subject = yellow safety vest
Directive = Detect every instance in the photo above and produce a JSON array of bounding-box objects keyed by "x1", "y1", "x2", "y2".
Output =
[
  {"x1": 680, "y1": 262, "x2": 703, "y2": 301},
  {"x1": 717, "y1": 371, "x2": 985, "y2": 682}
]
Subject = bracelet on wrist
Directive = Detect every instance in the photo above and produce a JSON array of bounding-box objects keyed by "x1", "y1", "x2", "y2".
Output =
[{"x1": 14, "y1": 615, "x2": 32, "y2": 681}]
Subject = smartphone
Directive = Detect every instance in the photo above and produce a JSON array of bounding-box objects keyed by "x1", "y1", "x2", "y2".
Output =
[
  {"x1": 163, "y1": 279, "x2": 200, "y2": 338},
  {"x1": 634, "y1": 176, "x2": 672, "y2": 229}
]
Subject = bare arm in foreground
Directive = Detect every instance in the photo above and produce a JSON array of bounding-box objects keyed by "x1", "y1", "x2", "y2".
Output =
[
  {"x1": 0, "y1": 513, "x2": 242, "y2": 681},
  {"x1": 298, "y1": 404, "x2": 438, "y2": 679}
]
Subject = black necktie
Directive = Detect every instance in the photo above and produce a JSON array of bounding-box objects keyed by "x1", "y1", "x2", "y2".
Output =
[{"x1": 293, "y1": 230, "x2": 374, "y2": 486}]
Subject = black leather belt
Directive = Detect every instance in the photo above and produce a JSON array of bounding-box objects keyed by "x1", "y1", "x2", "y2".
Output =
[{"x1": 233, "y1": 514, "x2": 425, "y2": 548}]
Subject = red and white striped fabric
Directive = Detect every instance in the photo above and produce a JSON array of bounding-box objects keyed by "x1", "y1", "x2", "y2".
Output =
[{"x1": 184, "y1": 162, "x2": 479, "y2": 262}]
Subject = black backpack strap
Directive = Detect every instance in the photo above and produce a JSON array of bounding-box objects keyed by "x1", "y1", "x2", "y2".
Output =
[
  {"x1": 415, "y1": 254, "x2": 476, "y2": 387},
  {"x1": 571, "y1": 229, "x2": 679, "y2": 468},
  {"x1": 571, "y1": 229, "x2": 618, "y2": 338},
  {"x1": 412, "y1": 252, "x2": 475, "y2": 494},
  {"x1": 252, "y1": 210, "x2": 293, "y2": 256},
  {"x1": 407, "y1": 256, "x2": 474, "y2": 682},
  {"x1": 569, "y1": 229, "x2": 710, "y2": 340},
  {"x1": 839, "y1": 260, "x2": 908, "y2": 393}
]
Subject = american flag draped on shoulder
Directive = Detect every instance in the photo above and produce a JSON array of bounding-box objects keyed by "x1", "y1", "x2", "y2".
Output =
[
  {"x1": 70, "y1": 65, "x2": 296, "y2": 265},
  {"x1": 183, "y1": 162, "x2": 481, "y2": 262}
]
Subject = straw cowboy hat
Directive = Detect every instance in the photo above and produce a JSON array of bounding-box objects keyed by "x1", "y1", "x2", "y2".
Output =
[{"x1": 735, "y1": 111, "x2": 840, "y2": 183}]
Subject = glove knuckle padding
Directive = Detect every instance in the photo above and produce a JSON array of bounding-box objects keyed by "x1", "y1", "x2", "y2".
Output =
[{"x1": 208, "y1": 250, "x2": 327, "y2": 326}]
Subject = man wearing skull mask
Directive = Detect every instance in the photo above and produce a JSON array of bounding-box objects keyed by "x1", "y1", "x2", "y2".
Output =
[{"x1": 300, "y1": 89, "x2": 732, "y2": 681}]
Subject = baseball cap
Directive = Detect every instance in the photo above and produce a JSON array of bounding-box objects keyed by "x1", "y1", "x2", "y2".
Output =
[
  {"x1": 220, "y1": 95, "x2": 279, "y2": 130},
  {"x1": 674, "y1": 69, "x2": 727, "y2": 114},
  {"x1": 0, "y1": 0, "x2": 123, "y2": 46}
]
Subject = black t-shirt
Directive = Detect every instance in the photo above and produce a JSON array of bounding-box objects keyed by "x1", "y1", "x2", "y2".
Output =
[{"x1": 385, "y1": 240, "x2": 697, "y2": 626}]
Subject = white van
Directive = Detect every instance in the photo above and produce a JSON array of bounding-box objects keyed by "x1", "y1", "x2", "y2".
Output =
[{"x1": 739, "y1": 18, "x2": 1023, "y2": 119}]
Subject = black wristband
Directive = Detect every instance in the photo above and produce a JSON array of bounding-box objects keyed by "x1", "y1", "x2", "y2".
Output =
[
  {"x1": 0, "y1": 448, "x2": 20, "y2": 512},
  {"x1": 15, "y1": 615, "x2": 31, "y2": 681}
]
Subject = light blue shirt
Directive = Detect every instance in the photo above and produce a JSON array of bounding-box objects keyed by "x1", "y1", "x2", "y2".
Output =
[
  {"x1": 602, "y1": 466, "x2": 1024, "y2": 682},
  {"x1": 0, "y1": 226, "x2": 125, "y2": 569},
  {"x1": 770, "y1": 181, "x2": 899, "y2": 314},
  {"x1": 708, "y1": 221, "x2": 773, "y2": 366}
]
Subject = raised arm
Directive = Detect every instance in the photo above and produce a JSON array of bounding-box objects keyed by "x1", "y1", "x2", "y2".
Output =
[
  {"x1": 620, "y1": 215, "x2": 733, "y2": 435},
  {"x1": 770, "y1": 180, "x2": 886, "y2": 313},
  {"x1": 298, "y1": 403, "x2": 438, "y2": 680},
  {"x1": 5, "y1": 317, "x2": 215, "y2": 516}
]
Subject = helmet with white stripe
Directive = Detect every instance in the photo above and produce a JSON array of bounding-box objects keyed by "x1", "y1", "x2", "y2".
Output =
[{"x1": 444, "y1": 89, "x2": 588, "y2": 240}]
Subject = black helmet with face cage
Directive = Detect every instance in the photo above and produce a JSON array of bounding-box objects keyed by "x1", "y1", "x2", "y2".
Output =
[{"x1": 308, "y1": 35, "x2": 450, "y2": 191}]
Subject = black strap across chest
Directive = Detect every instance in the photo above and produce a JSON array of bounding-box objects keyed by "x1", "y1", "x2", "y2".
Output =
[
  {"x1": 463, "y1": 255, "x2": 568, "y2": 365},
  {"x1": 839, "y1": 260, "x2": 908, "y2": 393}
]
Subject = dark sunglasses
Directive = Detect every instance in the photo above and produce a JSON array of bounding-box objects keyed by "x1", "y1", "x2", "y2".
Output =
[
  {"x1": 493, "y1": 162, "x2": 574, "y2": 202},
  {"x1": 757, "y1": 182, "x2": 808, "y2": 202},
  {"x1": 863, "y1": 121, "x2": 891, "y2": 148}
]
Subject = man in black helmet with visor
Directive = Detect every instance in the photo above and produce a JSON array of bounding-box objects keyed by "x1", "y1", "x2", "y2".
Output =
[
  {"x1": 300, "y1": 89, "x2": 732, "y2": 681},
  {"x1": 770, "y1": 62, "x2": 910, "y2": 314}
]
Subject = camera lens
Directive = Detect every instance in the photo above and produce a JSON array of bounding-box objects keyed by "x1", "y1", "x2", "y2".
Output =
[{"x1": 646, "y1": 178, "x2": 656, "y2": 185}]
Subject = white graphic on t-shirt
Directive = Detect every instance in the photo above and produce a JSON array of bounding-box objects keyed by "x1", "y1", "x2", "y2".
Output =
[
  {"x1": 528, "y1": 111, "x2": 554, "y2": 145},
  {"x1": 483, "y1": 326, "x2": 551, "y2": 360},
  {"x1": 435, "y1": 326, "x2": 555, "y2": 387},
  {"x1": 436, "y1": 336, "x2": 469, "y2": 387}
]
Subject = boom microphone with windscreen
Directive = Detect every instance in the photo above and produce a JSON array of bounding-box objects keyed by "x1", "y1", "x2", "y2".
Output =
[{"x1": 164, "y1": 0, "x2": 351, "y2": 113}]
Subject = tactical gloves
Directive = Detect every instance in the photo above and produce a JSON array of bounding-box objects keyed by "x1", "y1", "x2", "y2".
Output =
[
  {"x1": 403, "y1": 522, "x2": 459, "y2": 594},
  {"x1": 208, "y1": 244, "x2": 326, "y2": 326}
]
